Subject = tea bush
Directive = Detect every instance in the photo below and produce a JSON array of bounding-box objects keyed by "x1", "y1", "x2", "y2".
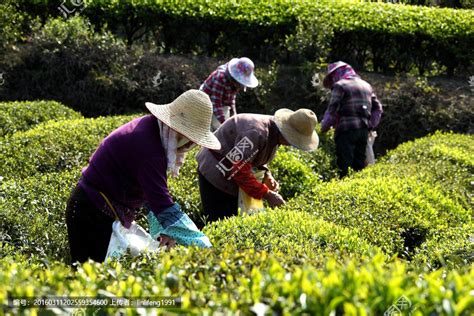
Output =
[
  {"x1": 413, "y1": 224, "x2": 474, "y2": 270},
  {"x1": 0, "y1": 171, "x2": 80, "y2": 261},
  {"x1": 1, "y1": 248, "x2": 473, "y2": 315},
  {"x1": 0, "y1": 115, "x2": 136, "y2": 180},
  {"x1": 0, "y1": 100, "x2": 82, "y2": 137},
  {"x1": 286, "y1": 132, "x2": 473, "y2": 266},
  {"x1": 371, "y1": 0, "x2": 473, "y2": 9},
  {"x1": 269, "y1": 128, "x2": 337, "y2": 190},
  {"x1": 0, "y1": 0, "x2": 31, "y2": 50},
  {"x1": 287, "y1": 176, "x2": 470, "y2": 257},
  {"x1": 0, "y1": 16, "x2": 139, "y2": 117},
  {"x1": 91, "y1": 0, "x2": 471, "y2": 75},
  {"x1": 374, "y1": 132, "x2": 473, "y2": 210},
  {"x1": 204, "y1": 209, "x2": 379, "y2": 265}
]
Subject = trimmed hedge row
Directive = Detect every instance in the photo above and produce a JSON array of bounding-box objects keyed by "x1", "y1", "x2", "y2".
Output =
[
  {"x1": 0, "y1": 168, "x2": 370, "y2": 264},
  {"x1": 204, "y1": 209, "x2": 379, "y2": 265},
  {"x1": 369, "y1": 132, "x2": 474, "y2": 210},
  {"x1": 18, "y1": 0, "x2": 474, "y2": 75},
  {"x1": 1, "y1": 247, "x2": 473, "y2": 315},
  {"x1": 288, "y1": 176, "x2": 470, "y2": 256},
  {"x1": 0, "y1": 171, "x2": 79, "y2": 261},
  {"x1": 0, "y1": 115, "x2": 135, "y2": 180},
  {"x1": 286, "y1": 132, "x2": 473, "y2": 268},
  {"x1": 1, "y1": 104, "x2": 473, "y2": 314},
  {"x1": 298, "y1": 2, "x2": 473, "y2": 75},
  {"x1": 0, "y1": 100, "x2": 82, "y2": 137},
  {"x1": 1, "y1": 110, "x2": 471, "y2": 268}
]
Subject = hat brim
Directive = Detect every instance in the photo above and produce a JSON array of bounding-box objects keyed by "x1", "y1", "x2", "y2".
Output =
[
  {"x1": 228, "y1": 58, "x2": 259, "y2": 88},
  {"x1": 323, "y1": 62, "x2": 348, "y2": 88},
  {"x1": 146, "y1": 102, "x2": 221, "y2": 150},
  {"x1": 274, "y1": 109, "x2": 319, "y2": 152}
]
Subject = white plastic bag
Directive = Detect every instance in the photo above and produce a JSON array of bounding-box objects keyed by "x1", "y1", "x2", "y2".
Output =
[
  {"x1": 105, "y1": 220, "x2": 160, "y2": 260},
  {"x1": 365, "y1": 131, "x2": 377, "y2": 166}
]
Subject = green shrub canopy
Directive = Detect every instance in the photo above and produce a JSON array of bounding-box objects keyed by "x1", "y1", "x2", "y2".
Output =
[
  {"x1": 0, "y1": 100, "x2": 82, "y2": 137},
  {"x1": 0, "y1": 101, "x2": 473, "y2": 314}
]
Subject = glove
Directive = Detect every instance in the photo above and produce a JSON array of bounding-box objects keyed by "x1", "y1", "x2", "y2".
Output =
[{"x1": 263, "y1": 191, "x2": 285, "y2": 208}]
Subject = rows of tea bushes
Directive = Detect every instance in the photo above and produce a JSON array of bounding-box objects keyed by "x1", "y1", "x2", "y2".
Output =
[
  {"x1": 0, "y1": 102, "x2": 338, "y2": 258},
  {"x1": 284, "y1": 132, "x2": 473, "y2": 269},
  {"x1": 17, "y1": 0, "x2": 474, "y2": 75},
  {"x1": 1, "y1": 101, "x2": 473, "y2": 314},
  {"x1": 0, "y1": 102, "x2": 471, "y2": 267}
]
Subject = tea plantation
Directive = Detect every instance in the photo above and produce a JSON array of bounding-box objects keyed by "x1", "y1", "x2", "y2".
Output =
[{"x1": 0, "y1": 100, "x2": 473, "y2": 315}]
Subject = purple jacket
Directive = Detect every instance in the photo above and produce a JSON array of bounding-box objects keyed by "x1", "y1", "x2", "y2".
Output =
[
  {"x1": 321, "y1": 77, "x2": 383, "y2": 135},
  {"x1": 79, "y1": 115, "x2": 174, "y2": 228}
]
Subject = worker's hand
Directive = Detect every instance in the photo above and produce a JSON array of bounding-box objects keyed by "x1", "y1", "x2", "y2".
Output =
[
  {"x1": 159, "y1": 235, "x2": 176, "y2": 249},
  {"x1": 263, "y1": 172, "x2": 280, "y2": 192},
  {"x1": 264, "y1": 190, "x2": 285, "y2": 208}
]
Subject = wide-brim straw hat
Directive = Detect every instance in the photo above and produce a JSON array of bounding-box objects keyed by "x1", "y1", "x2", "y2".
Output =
[
  {"x1": 228, "y1": 57, "x2": 258, "y2": 88},
  {"x1": 145, "y1": 90, "x2": 221, "y2": 150},
  {"x1": 323, "y1": 61, "x2": 349, "y2": 88},
  {"x1": 274, "y1": 108, "x2": 319, "y2": 152}
]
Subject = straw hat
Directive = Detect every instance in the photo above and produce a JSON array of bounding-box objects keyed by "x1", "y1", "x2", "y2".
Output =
[
  {"x1": 228, "y1": 57, "x2": 258, "y2": 88},
  {"x1": 145, "y1": 90, "x2": 221, "y2": 150},
  {"x1": 323, "y1": 61, "x2": 349, "y2": 88},
  {"x1": 274, "y1": 108, "x2": 319, "y2": 152}
]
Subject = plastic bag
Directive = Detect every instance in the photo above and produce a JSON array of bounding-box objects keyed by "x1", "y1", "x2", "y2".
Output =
[
  {"x1": 105, "y1": 220, "x2": 160, "y2": 260},
  {"x1": 238, "y1": 190, "x2": 264, "y2": 215},
  {"x1": 238, "y1": 170, "x2": 265, "y2": 215},
  {"x1": 365, "y1": 131, "x2": 377, "y2": 166}
]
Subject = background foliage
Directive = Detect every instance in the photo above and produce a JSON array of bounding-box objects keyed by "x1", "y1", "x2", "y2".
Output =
[{"x1": 0, "y1": 0, "x2": 473, "y2": 313}]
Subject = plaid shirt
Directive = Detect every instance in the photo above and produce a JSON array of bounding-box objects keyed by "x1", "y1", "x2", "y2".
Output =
[
  {"x1": 200, "y1": 63, "x2": 239, "y2": 123},
  {"x1": 321, "y1": 77, "x2": 382, "y2": 135}
]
